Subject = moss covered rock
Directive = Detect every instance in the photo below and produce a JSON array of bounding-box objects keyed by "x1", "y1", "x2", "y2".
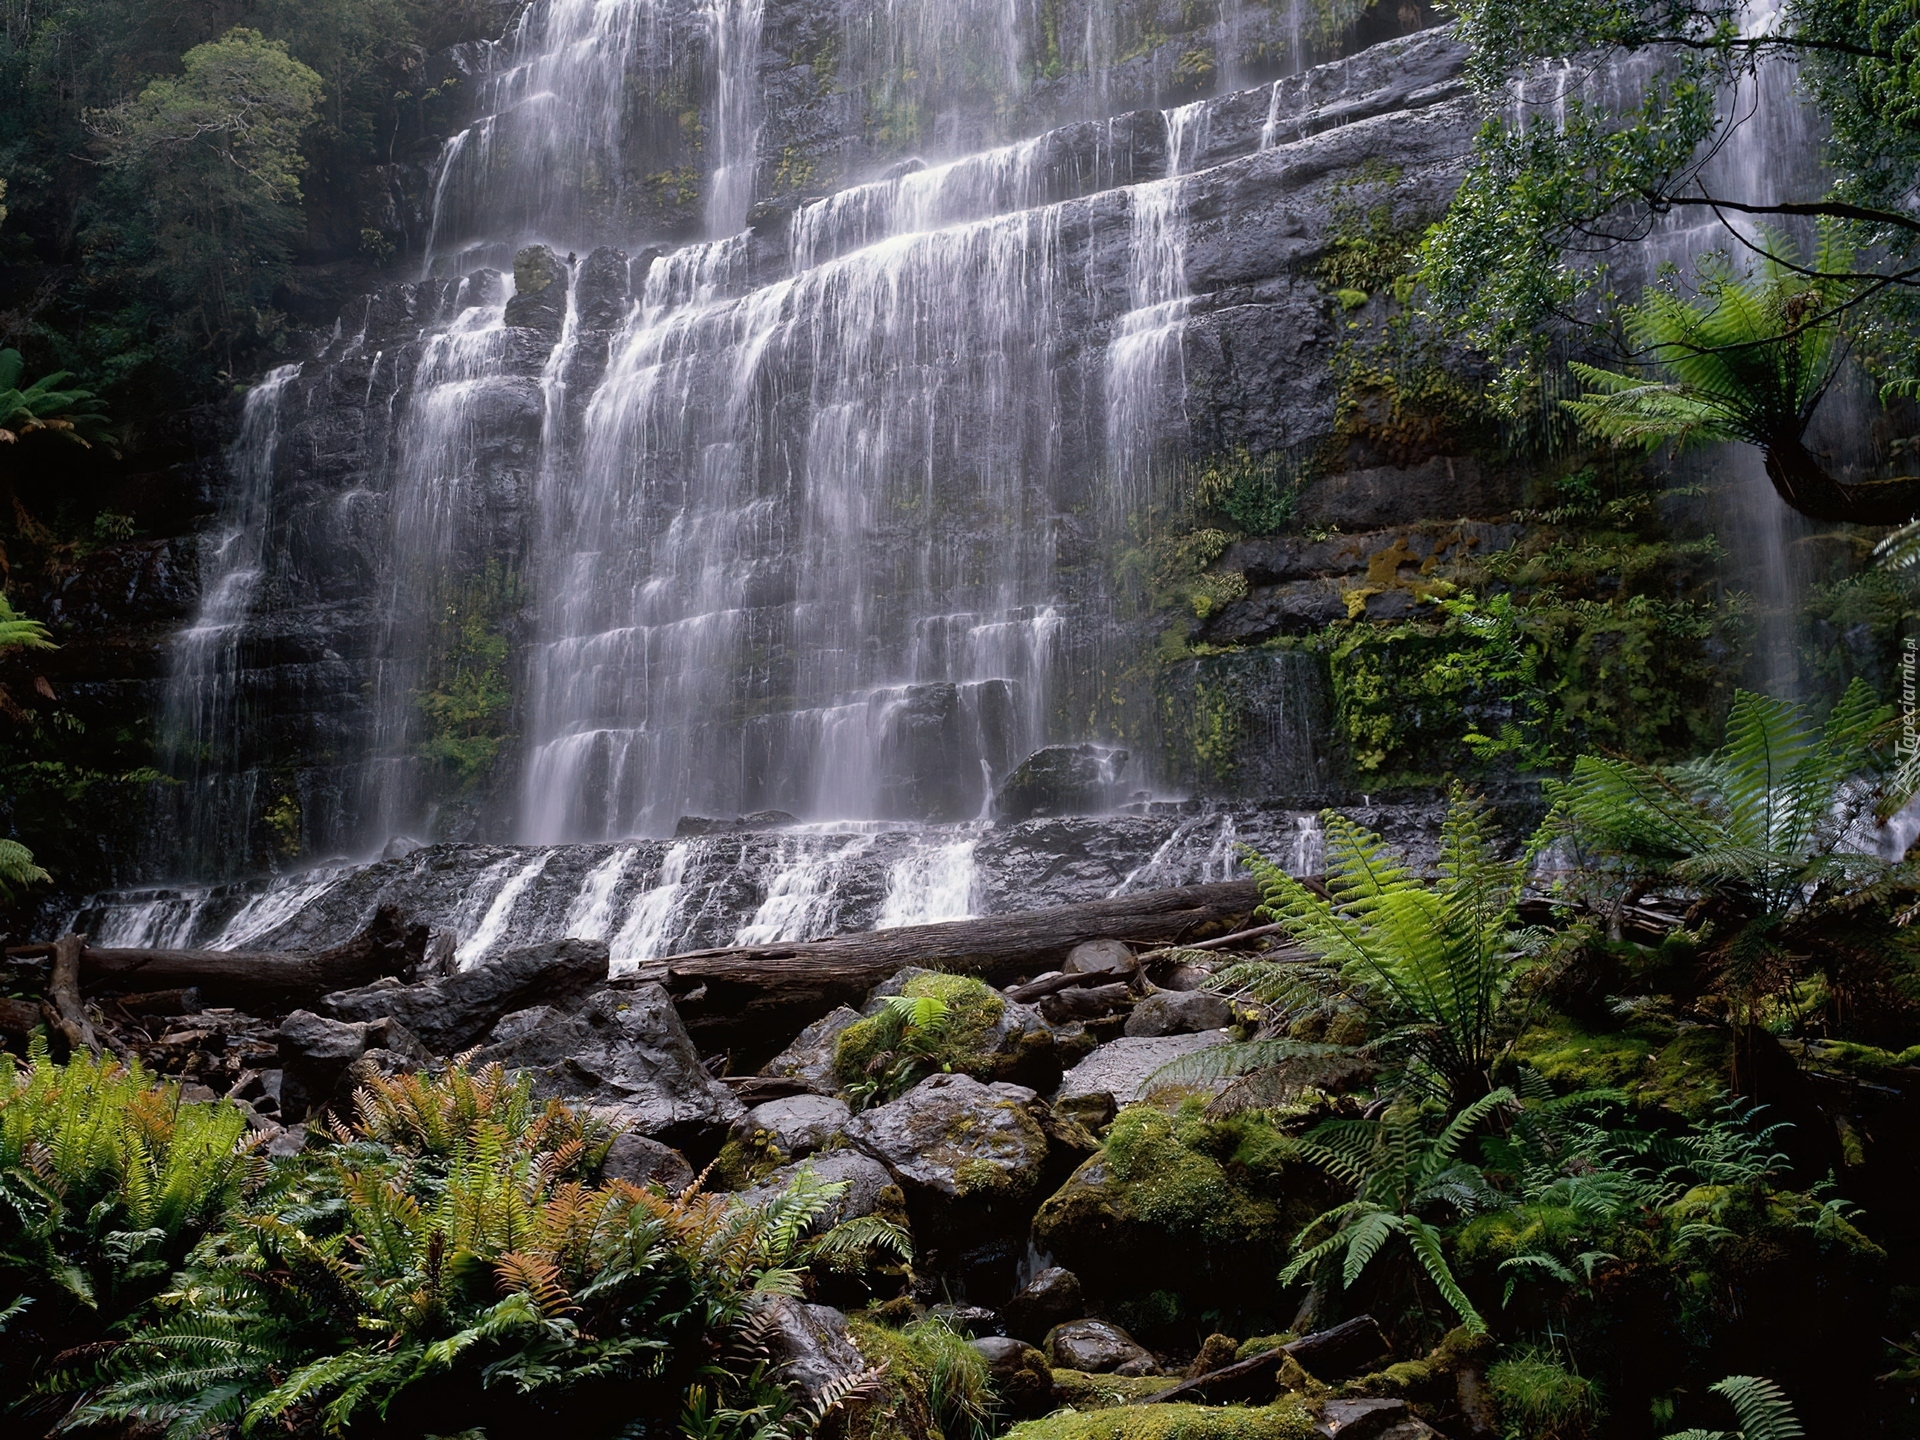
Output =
[
  {"x1": 836, "y1": 970, "x2": 1073, "y2": 1099},
  {"x1": 1511, "y1": 1010, "x2": 1731, "y2": 1116},
  {"x1": 1004, "y1": 1401, "x2": 1318, "y2": 1440},
  {"x1": 1030, "y1": 1103, "x2": 1321, "y2": 1339}
]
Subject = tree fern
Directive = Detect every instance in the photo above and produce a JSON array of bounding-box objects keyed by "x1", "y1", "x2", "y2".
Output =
[
  {"x1": 1562, "y1": 231, "x2": 1915, "y2": 523},
  {"x1": 1220, "y1": 785, "x2": 1549, "y2": 1111},
  {"x1": 1553, "y1": 679, "x2": 1920, "y2": 1023}
]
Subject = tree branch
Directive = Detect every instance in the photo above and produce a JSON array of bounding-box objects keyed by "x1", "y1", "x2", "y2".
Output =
[{"x1": 1652, "y1": 194, "x2": 1920, "y2": 239}]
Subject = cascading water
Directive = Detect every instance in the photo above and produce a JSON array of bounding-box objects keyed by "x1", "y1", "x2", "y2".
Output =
[{"x1": 132, "y1": 7, "x2": 1477, "y2": 953}]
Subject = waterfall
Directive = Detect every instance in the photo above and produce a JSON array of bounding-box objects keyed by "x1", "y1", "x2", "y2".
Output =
[
  {"x1": 151, "y1": 13, "x2": 1463, "y2": 872},
  {"x1": 159, "y1": 364, "x2": 302, "y2": 863}
]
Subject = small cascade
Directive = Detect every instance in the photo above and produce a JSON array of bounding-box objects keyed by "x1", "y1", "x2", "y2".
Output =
[
  {"x1": 1104, "y1": 101, "x2": 1201, "y2": 522},
  {"x1": 157, "y1": 364, "x2": 302, "y2": 870},
  {"x1": 703, "y1": 0, "x2": 766, "y2": 235},
  {"x1": 421, "y1": 0, "x2": 693, "y2": 272}
]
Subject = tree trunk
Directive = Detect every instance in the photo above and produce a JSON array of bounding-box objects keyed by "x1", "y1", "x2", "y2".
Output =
[
  {"x1": 48, "y1": 933, "x2": 101, "y2": 1056},
  {"x1": 643, "y1": 880, "x2": 1261, "y2": 1061},
  {"x1": 72, "y1": 906, "x2": 425, "y2": 1009},
  {"x1": 1764, "y1": 435, "x2": 1920, "y2": 525}
]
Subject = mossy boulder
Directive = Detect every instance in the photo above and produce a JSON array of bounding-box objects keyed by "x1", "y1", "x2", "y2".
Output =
[
  {"x1": 845, "y1": 1072, "x2": 1057, "y2": 1251},
  {"x1": 1511, "y1": 1010, "x2": 1731, "y2": 1117},
  {"x1": 1030, "y1": 1103, "x2": 1322, "y2": 1340},
  {"x1": 1004, "y1": 1401, "x2": 1318, "y2": 1440},
  {"x1": 836, "y1": 970, "x2": 1075, "y2": 1098},
  {"x1": 843, "y1": 1316, "x2": 941, "y2": 1440}
]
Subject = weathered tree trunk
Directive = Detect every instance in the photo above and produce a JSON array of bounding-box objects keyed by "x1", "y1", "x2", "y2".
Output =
[
  {"x1": 644, "y1": 880, "x2": 1259, "y2": 1060},
  {"x1": 1764, "y1": 436, "x2": 1920, "y2": 525},
  {"x1": 1143, "y1": 1314, "x2": 1392, "y2": 1403},
  {"x1": 73, "y1": 906, "x2": 425, "y2": 1008},
  {"x1": 48, "y1": 933, "x2": 102, "y2": 1056}
]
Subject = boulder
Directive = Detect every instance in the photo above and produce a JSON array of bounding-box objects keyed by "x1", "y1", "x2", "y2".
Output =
[
  {"x1": 994, "y1": 745, "x2": 1130, "y2": 822},
  {"x1": 1126, "y1": 990, "x2": 1233, "y2": 1037},
  {"x1": 1046, "y1": 1318, "x2": 1158, "y2": 1375},
  {"x1": 601, "y1": 1131, "x2": 695, "y2": 1192},
  {"x1": 731, "y1": 1093, "x2": 852, "y2": 1162},
  {"x1": 1062, "y1": 939, "x2": 1138, "y2": 977},
  {"x1": 503, "y1": 244, "x2": 568, "y2": 332},
  {"x1": 971, "y1": 1336, "x2": 1057, "y2": 1416},
  {"x1": 757, "y1": 1297, "x2": 866, "y2": 1398},
  {"x1": 1053, "y1": 1030, "x2": 1233, "y2": 1110},
  {"x1": 321, "y1": 937, "x2": 608, "y2": 1054},
  {"x1": 1031, "y1": 1106, "x2": 1324, "y2": 1333},
  {"x1": 1316, "y1": 1398, "x2": 1429, "y2": 1440},
  {"x1": 846, "y1": 1072, "x2": 1053, "y2": 1221},
  {"x1": 572, "y1": 245, "x2": 631, "y2": 332},
  {"x1": 1004, "y1": 1265, "x2": 1084, "y2": 1344},
  {"x1": 928, "y1": 1303, "x2": 1001, "y2": 1337},
  {"x1": 475, "y1": 983, "x2": 743, "y2": 1155},
  {"x1": 275, "y1": 1010, "x2": 433, "y2": 1121},
  {"x1": 838, "y1": 970, "x2": 1081, "y2": 1094},
  {"x1": 761, "y1": 1005, "x2": 861, "y2": 1093},
  {"x1": 735, "y1": 1148, "x2": 900, "y2": 1228}
]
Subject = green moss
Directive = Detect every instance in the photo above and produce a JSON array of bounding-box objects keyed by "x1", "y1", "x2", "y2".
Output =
[
  {"x1": 1032, "y1": 1105, "x2": 1312, "y2": 1339},
  {"x1": 1006, "y1": 1402, "x2": 1318, "y2": 1440},
  {"x1": 834, "y1": 972, "x2": 1011, "y2": 1100},
  {"x1": 845, "y1": 1317, "x2": 940, "y2": 1440},
  {"x1": 1235, "y1": 1335, "x2": 1294, "y2": 1362},
  {"x1": 1050, "y1": 1369, "x2": 1184, "y2": 1410},
  {"x1": 415, "y1": 561, "x2": 519, "y2": 797},
  {"x1": 1485, "y1": 1352, "x2": 1603, "y2": 1440},
  {"x1": 1511, "y1": 1011, "x2": 1731, "y2": 1117}
]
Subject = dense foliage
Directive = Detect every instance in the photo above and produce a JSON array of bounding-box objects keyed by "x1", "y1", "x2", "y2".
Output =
[
  {"x1": 0, "y1": 1052, "x2": 922, "y2": 1438},
  {"x1": 1423, "y1": 0, "x2": 1920, "y2": 398}
]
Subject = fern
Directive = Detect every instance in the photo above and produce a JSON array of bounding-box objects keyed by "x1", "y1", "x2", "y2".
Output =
[
  {"x1": 1553, "y1": 679, "x2": 1920, "y2": 1023},
  {"x1": 1216, "y1": 785, "x2": 1550, "y2": 1112},
  {"x1": 1664, "y1": 1374, "x2": 1804, "y2": 1440}
]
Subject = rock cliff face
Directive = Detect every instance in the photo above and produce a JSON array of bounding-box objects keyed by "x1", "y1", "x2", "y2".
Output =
[{"x1": 135, "y1": 7, "x2": 1483, "y2": 884}]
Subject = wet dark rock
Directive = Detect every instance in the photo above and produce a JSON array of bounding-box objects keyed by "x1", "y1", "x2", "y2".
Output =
[
  {"x1": 1004, "y1": 1265, "x2": 1084, "y2": 1344},
  {"x1": 572, "y1": 246, "x2": 632, "y2": 332},
  {"x1": 845, "y1": 1073, "x2": 1052, "y2": 1221},
  {"x1": 929, "y1": 1303, "x2": 1001, "y2": 1336},
  {"x1": 994, "y1": 745, "x2": 1131, "y2": 822},
  {"x1": 1126, "y1": 990, "x2": 1232, "y2": 1037},
  {"x1": 503, "y1": 244, "x2": 568, "y2": 332},
  {"x1": 1053, "y1": 1031, "x2": 1232, "y2": 1109},
  {"x1": 731, "y1": 1093, "x2": 852, "y2": 1162},
  {"x1": 674, "y1": 810, "x2": 802, "y2": 837},
  {"x1": 321, "y1": 937, "x2": 608, "y2": 1054},
  {"x1": 760, "y1": 1005, "x2": 861, "y2": 1093},
  {"x1": 1062, "y1": 939, "x2": 1138, "y2": 977},
  {"x1": 476, "y1": 983, "x2": 743, "y2": 1155},
  {"x1": 1045, "y1": 1318, "x2": 1157, "y2": 1375},
  {"x1": 275, "y1": 1009, "x2": 432, "y2": 1121},
  {"x1": 601, "y1": 1132, "x2": 696, "y2": 1192},
  {"x1": 757, "y1": 1297, "x2": 865, "y2": 1398},
  {"x1": 1316, "y1": 1398, "x2": 1419, "y2": 1440},
  {"x1": 1295, "y1": 457, "x2": 1515, "y2": 530},
  {"x1": 1199, "y1": 581, "x2": 1350, "y2": 644},
  {"x1": 736, "y1": 1148, "x2": 899, "y2": 1227}
]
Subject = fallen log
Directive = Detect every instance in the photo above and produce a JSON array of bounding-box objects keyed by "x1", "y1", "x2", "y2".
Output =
[
  {"x1": 647, "y1": 880, "x2": 1259, "y2": 1061},
  {"x1": 1141, "y1": 1314, "x2": 1392, "y2": 1404},
  {"x1": 72, "y1": 907, "x2": 426, "y2": 1009}
]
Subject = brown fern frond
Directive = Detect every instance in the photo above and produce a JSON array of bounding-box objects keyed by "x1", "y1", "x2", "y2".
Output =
[{"x1": 495, "y1": 1250, "x2": 576, "y2": 1316}]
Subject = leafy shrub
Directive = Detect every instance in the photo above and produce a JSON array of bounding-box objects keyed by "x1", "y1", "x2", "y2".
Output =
[
  {"x1": 63, "y1": 1061, "x2": 900, "y2": 1437},
  {"x1": 0, "y1": 1039, "x2": 259, "y2": 1408}
]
